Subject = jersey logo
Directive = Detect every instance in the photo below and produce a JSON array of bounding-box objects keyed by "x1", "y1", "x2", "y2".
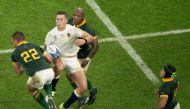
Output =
[{"x1": 67, "y1": 33, "x2": 70, "y2": 37}]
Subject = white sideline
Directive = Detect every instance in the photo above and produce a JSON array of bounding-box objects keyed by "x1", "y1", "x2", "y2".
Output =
[{"x1": 85, "y1": 0, "x2": 160, "y2": 85}]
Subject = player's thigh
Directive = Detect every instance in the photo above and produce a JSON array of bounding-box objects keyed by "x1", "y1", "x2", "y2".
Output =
[
  {"x1": 53, "y1": 57, "x2": 64, "y2": 69},
  {"x1": 62, "y1": 57, "x2": 83, "y2": 73},
  {"x1": 27, "y1": 68, "x2": 55, "y2": 89},
  {"x1": 69, "y1": 70, "x2": 87, "y2": 88}
]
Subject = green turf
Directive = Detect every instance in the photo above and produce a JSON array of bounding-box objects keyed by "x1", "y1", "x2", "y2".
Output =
[
  {"x1": 0, "y1": 42, "x2": 157, "y2": 109},
  {"x1": 128, "y1": 33, "x2": 190, "y2": 108},
  {"x1": 96, "y1": 0, "x2": 190, "y2": 36},
  {"x1": 0, "y1": 0, "x2": 112, "y2": 50},
  {"x1": 0, "y1": 0, "x2": 190, "y2": 109}
]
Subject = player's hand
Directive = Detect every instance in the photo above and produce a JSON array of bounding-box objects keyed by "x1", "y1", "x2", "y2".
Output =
[{"x1": 75, "y1": 39, "x2": 86, "y2": 46}]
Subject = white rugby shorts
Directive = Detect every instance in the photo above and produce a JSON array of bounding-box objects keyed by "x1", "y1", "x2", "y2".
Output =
[
  {"x1": 61, "y1": 56, "x2": 83, "y2": 73},
  {"x1": 27, "y1": 68, "x2": 55, "y2": 89}
]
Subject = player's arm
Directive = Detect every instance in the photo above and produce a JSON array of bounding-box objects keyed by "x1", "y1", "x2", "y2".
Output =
[
  {"x1": 43, "y1": 51, "x2": 53, "y2": 63},
  {"x1": 154, "y1": 95, "x2": 168, "y2": 109},
  {"x1": 12, "y1": 62, "x2": 24, "y2": 75},
  {"x1": 88, "y1": 37, "x2": 99, "y2": 59},
  {"x1": 44, "y1": 32, "x2": 54, "y2": 46},
  {"x1": 75, "y1": 30, "x2": 94, "y2": 46}
]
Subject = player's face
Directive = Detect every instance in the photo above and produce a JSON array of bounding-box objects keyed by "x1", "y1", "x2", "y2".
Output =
[
  {"x1": 73, "y1": 12, "x2": 84, "y2": 25},
  {"x1": 56, "y1": 14, "x2": 67, "y2": 30},
  {"x1": 160, "y1": 69, "x2": 165, "y2": 78}
]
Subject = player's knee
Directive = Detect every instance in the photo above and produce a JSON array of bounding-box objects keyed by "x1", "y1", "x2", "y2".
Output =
[{"x1": 79, "y1": 82, "x2": 87, "y2": 93}]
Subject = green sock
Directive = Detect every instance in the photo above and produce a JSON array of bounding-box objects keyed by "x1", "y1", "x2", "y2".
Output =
[
  {"x1": 33, "y1": 92, "x2": 49, "y2": 109},
  {"x1": 87, "y1": 79, "x2": 93, "y2": 91},
  {"x1": 44, "y1": 84, "x2": 52, "y2": 96},
  {"x1": 70, "y1": 82, "x2": 77, "y2": 89}
]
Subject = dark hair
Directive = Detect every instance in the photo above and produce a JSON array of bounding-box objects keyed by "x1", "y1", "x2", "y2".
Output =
[
  {"x1": 163, "y1": 64, "x2": 176, "y2": 78},
  {"x1": 57, "y1": 11, "x2": 67, "y2": 17},
  {"x1": 12, "y1": 31, "x2": 25, "y2": 41}
]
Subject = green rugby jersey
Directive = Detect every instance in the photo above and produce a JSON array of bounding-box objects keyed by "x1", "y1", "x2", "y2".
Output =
[
  {"x1": 159, "y1": 78, "x2": 179, "y2": 109},
  {"x1": 68, "y1": 18, "x2": 96, "y2": 59},
  {"x1": 11, "y1": 41, "x2": 50, "y2": 77}
]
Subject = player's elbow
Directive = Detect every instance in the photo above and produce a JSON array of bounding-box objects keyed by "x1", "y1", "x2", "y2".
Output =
[
  {"x1": 15, "y1": 70, "x2": 23, "y2": 75},
  {"x1": 91, "y1": 38, "x2": 99, "y2": 51}
]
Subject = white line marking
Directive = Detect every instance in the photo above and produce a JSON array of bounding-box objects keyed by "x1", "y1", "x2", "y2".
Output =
[
  {"x1": 1, "y1": 28, "x2": 190, "y2": 54},
  {"x1": 125, "y1": 28, "x2": 190, "y2": 40},
  {"x1": 86, "y1": 0, "x2": 160, "y2": 85},
  {"x1": 100, "y1": 28, "x2": 190, "y2": 42},
  {"x1": 0, "y1": 49, "x2": 14, "y2": 54}
]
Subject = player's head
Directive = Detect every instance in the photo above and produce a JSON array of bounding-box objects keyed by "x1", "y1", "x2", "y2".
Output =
[
  {"x1": 56, "y1": 11, "x2": 68, "y2": 30},
  {"x1": 160, "y1": 64, "x2": 176, "y2": 78},
  {"x1": 73, "y1": 7, "x2": 85, "y2": 25},
  {"x1": 11, "y1": 31, "x2": 25, "y2": 47}
]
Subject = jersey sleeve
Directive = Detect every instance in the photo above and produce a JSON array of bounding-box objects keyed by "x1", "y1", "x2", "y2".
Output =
[
  {"x1": 159, "y1": 85, "x2": 170, "y2": 97},
  {"x1": 45, "y1": 32, "x2": 54, "y2": 45},
  {"x1": 86, "y1": 27, "x2": 96, "y2": 36},
  {"x1": 11, "y1": 53, "x2": 17, "y2": 62},
  {"x1": 35, "y1": 45, "x2": 47, "y2": 56},
  {"x1": 73, "y1": 26, "x2": 85, "y2": 38}
]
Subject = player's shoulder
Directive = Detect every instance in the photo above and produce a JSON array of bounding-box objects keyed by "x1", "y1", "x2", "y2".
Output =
[
  {"x1": 65, "y1": 24, "x2": 78, "y2": 32},
  {"x1": 82, "y1": 23, "x2": 96, "y2": 36},
  {"x1": 48, "y1": 27, "x2": 57, "y2": 35},
  {"x1": 66, "y1": 24, "x2": 75, "y2": 29}
]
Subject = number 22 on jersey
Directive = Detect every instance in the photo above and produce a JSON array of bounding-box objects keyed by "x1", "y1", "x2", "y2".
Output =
[{"x1": 20, "y1": 48, "x2": 40, "y2": 63}]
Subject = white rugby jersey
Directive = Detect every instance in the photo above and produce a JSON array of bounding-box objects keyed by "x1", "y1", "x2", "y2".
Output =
[{"x1": 45, "y1": 24, "x2": 84, "y2": 57}]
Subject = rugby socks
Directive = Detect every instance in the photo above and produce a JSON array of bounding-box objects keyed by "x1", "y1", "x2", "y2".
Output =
[
  {"x1": 52, "y1": 76, "x2": 60, "y2": 91},
  {"x1": 87, "y1": 79, "x2": 93, "y2": 91},
  {"x1": 33, "y1": 92, "x2": 49, "y2": 109},
  {"x1": 63, "y1": 90, "x2": 80, "y2": 108},
  {"x1": 44, "y1": 83, "x2": 52, "y2": 96}
]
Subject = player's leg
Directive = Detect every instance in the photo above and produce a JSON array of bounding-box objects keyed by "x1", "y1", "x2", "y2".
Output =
[
  {"x1": 27, "y1": 83, "x2": 49, "y2": 109},
  {"x1": 52, "y1": 58, "x2": 64, "y2": 96},
  {"x1": 66, "y1": 73, "x2": 77, "y2": 89},
  {"x1": 62, "y1": 70, "x2": 87, "y2": 108},
  {"x1": 29, "y1": 69, "x2": 57, "y2": 109},
  {"x1": 60, "y1": 57, "x2": 87, "y2": 108},
  {"x1": 41, "y1": 68, "x2": 57, "y2": 109},
  {"x1": 79, "y1": 59, "x2": 97, "y2": 105}
]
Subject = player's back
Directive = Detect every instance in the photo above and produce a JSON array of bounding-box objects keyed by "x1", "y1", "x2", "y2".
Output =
[
  {"x1": 11, "y1": 42, "x2": 50, "y2": 77},
  {"x1": 160, "y1": 78, "x2": 179, "y2": 109}
]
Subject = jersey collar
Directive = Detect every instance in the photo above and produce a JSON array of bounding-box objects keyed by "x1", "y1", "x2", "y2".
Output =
[
  {"x1": 162, "y1": 78, "x2": 174, "y2": 82},
  {"x1": 76, "y1": 19, "x2": 86, "y2": 27},
  {"x1": 17, "y1": 41, "x2": 28, "y2": 47}
]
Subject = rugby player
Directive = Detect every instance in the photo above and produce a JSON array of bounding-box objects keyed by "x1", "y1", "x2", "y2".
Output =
[{"x1": 11, "y1": 31, "x2": 57, "y2": 109}]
